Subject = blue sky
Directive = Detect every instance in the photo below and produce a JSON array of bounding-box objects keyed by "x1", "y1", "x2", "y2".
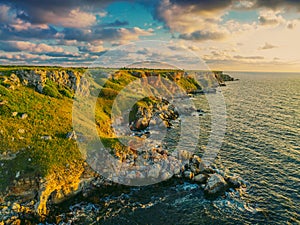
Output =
[{"x1": 0, "y1": 0, "x2": 300, "y2": 71}]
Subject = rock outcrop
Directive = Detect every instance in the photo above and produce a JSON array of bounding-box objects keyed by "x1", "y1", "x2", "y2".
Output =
[
  {"x1": 204, "y1": 173, "x2": 228, "y2": 196},
  {"x1": 15, "y1": 69, "x2": 83, "y2": 93}
]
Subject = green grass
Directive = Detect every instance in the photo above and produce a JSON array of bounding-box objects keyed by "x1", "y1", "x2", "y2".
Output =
[{"x1": 0, "y1": 82, "x2": 81, "y2": 192}]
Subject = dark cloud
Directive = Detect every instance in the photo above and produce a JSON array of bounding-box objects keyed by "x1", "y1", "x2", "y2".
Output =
[
  {"x1": 258, "y1": 42, "x2": 278, "y2": 50},
  {"x1": 254, "y1": 0, "x2": 300, "y2": 9},
  {"x1": 62, "y1": 27, "x2": 124, "y2": 42},
  {"x1": 178, "y1": 30, "x2": 227, "y2": 41},
  {"x1": 102, "y1": 20, "x2": 129, "y2": 27},
  {"x1": 168, "y1": 0, "x2": 234, "y2": 11},
  {"x1": 44, "y1": 52, "x2": 79, "y2": 58},
  {"x1": 234, "y1": 55, "x2": 264, "y2": 60},
  {"x1": 62, "y1": 27, "x2": 152, "y2": 42},
  {"x1": 1, "y1": 0, "x2": 112, "y2": 24},
  {"x1": 0, "y1": 24, "x2": 58, "y2": 41}
]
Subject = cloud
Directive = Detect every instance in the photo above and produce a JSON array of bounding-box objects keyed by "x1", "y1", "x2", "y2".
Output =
[
  {"x1": 0, "y1": 52, "x2": 49, "y2": 60},
  {"x1": 78, "y1": 43, "x2": 106, "y2": 53},
  {"x1": 62, "y1": 27, "x2": 153, "y2": 43},
  {"x1": 2, "y1": 0, "x2": 109, "y2": 27},
  {"x1": 233, "y1": 55, "x2": 264, "y2": 60},
  {"x1": 253, "y1": 0, "x2": 300, "y2": 10},
  {"x1": 258, "y1": 42, "x2": 278, "y2": 50},
  {"x1": 167, "y1": 0, "x2": 234, "y2": 11},
  {"x1": 0, "y1": 23, "x2": 59, "y2": 41},
  {"x1": 178, "y1": 30, "x2": 227, "y2": 41},
  {"x1": 287, "y1": 20, "x2": 297, "y2": 29},
  {"x1": 258, "y1": 9, "x2": 285, "y2": 26},
  {"x1": 44, "y1": 52, "x2": 80, "y2": 58},
  {"x1": 102, "y1": 20, "x2": 129, "y2": 27},
  {"x1": 0, "y1": 4, "x2": 11, "y2": 23},
  {"x1": 39, "y1": 8, "x2": 97, "y2": 28},
  {"x1": 0, "y1": 41, "x2": 64, "y2": 53},
  {"x1": 155, "y1": 0, "x2": 232, "y2": 34}
]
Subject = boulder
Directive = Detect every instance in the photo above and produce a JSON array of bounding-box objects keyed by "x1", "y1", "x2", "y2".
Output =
[
  {"x1": 226, "y1": 176, "x2": 242, "y2": 188},
  {"x1": 184, "y1": 171, "x2": 194, "y2": 179},
  {"x1": 40, "y1": 136, "x2": 52, "y2": 141},
  {"x1": 178, "y1": 150, "x2": 193, "y2": 161},
  {"x1": 160, "y1": 172, "x2": 172, "y2": 180},
  {"x1": 148, "y1": 164, "x2": 161, "y2": 179},
  {"x1": 194, "y1": 174, "x2": 207, "y2": 183},
  {"x1": 20, "y1": 113, "x2": 28, "y2": 119},
  {"x1": 131, "y1": 117, "x2": 149, "y2": 131},
  {"x1": 18, "y1": 129, "x2": 25, "y2": 134},
  {"x1": 0, "y1": 100, "x2": 8, "y2": 105},
  {"x1": 12, "y1": 112, "x2": 18, "y2": 117},
  {"x1": 66, "y1": 131, "x2": 77, "y2": 140},
  {"x1": 191, "y1": 155, "x2": 202, "y2": 165},
  {"x1": 204, "y1": 173, "x2": 228, "y2": 196}
]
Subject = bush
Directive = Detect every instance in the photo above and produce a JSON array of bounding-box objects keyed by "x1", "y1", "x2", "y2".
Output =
[
  {"x1": 0, "y1": 85, "x2": 12, "y2": 97},
  {"x1": 99, "y1": 88, "x2": 119, "y2": 100},
  {"x1": 59, "y1": 88, "x2": 73, "y2": 98},
  {"x1": 43, "y1": 85, "x2": 61, "y2": 98}
]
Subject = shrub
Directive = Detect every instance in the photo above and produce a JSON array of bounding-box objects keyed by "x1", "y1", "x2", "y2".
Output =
[
  {"x1": 43, "y1": 85, "x2": 61, "y2": 98},
  {"x1": 59, "y1": 88, "x2": 73, "y2": 98},
  {"x1": 99, "y1": 88, "x2": 119, "y2": 100}
]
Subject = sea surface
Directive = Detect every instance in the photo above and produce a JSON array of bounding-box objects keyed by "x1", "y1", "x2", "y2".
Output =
[{"x1": 47, "y1": 72, "x2": 300, "y2": 224}]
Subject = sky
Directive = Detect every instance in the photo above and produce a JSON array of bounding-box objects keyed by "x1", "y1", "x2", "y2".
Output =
[{"x1": 0, "y1": 0, "x2": 300, "y2": 72}]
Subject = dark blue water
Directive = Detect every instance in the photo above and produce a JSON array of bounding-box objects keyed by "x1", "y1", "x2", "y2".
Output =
[{"x1": 49, "y1": 72, "x2": 300, "y2": 224}]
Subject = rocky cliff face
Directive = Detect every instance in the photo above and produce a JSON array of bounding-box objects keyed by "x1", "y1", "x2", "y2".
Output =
[{"x1": 15, "y1": 69, "x2": 82, "y2": 93}]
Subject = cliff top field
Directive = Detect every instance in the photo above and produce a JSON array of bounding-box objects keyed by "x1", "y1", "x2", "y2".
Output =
[{"x1": 0, "y1": 66, "x2": 232, "y2": 219}]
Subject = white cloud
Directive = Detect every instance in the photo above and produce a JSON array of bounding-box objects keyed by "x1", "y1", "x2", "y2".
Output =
[
  {"x1": 78, "y1": 42, "x2": 105, "y2": 53},
  {"x1": 41, "y1": 8, "x2": 97, "y2": 28},
  {"x1": 113, "y1": 27, "x2": 154, "y2": 45},
  {"x1": 156, "y1": 0, "x2": 229, "y2": 34},
  {"x1": 258, "y1": 9, "x2": 285, "y2": 27},
  {"x1": 2, "y1": 41, "x2": 64, "y2": 53},
  {"x1": 258, "y1": 42, "x2": 278, "y2": 50}
]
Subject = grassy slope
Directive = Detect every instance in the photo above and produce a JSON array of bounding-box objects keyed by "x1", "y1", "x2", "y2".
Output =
[{"x1": 0, "y1": 84, "x2": 83, "y2": 192}]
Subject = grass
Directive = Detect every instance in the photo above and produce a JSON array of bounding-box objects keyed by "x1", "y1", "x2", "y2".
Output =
[{"x1": 0, "y1": 82, "x2": 82, "y2": 192}]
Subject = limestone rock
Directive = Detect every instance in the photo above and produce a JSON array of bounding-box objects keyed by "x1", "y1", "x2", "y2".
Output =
[
  {"x1": 194, "y1": 174, "x2": 207, "y2": 183},
  {"x1": 226, "y1": 176, "x2": 242, "y2": 188},
  {"x1": 204, "y1": 173, "x2": 228, "y2": 196},
  {"x1": 184, "y1": 171, "x2": 194, "y2": 180},
  {"x1": 40, "y1": 136, "x2": 52, "y2": 141},
  {"x1": 18, "y1": 129, "x2": 25, "y2": 134},
  {"x1": 148, "y1": 164, "x2": 161, "y2": 179},
  {"x1": 178, "y1": 150, "x2": 193, "y2": 160},
  {"x1": 66, "y1": 131, "x2": 77, "y2": 140},
  {"x1": 12, "y1": 112, "x2": 18, "y2": 117},
  {"x1": 20, "y1": 113, "x2": 28, "y2": 119}
]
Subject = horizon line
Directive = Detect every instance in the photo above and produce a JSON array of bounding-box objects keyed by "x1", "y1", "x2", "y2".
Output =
[{"x1": 0, "y1": 64, "x2": 299, "y2": 74}]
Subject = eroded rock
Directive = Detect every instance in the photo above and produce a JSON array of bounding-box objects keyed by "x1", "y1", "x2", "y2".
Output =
[{"x1": 204, "y1": 173, "x2": 228, "y2": 196}]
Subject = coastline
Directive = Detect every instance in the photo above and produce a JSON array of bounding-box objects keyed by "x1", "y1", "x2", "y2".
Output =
[{"x1": 0, "y1": 66, "x2": 239, "y2": 223}]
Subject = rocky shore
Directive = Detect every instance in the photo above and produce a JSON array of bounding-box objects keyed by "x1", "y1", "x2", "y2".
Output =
[{"x1": 0, "y1": 149, "x2": 246, "y2": 224}]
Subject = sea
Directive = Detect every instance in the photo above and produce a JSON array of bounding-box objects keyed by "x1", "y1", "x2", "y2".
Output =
[{"x1": 45, "y1": 72, "x2": 300, "y2": 225}]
